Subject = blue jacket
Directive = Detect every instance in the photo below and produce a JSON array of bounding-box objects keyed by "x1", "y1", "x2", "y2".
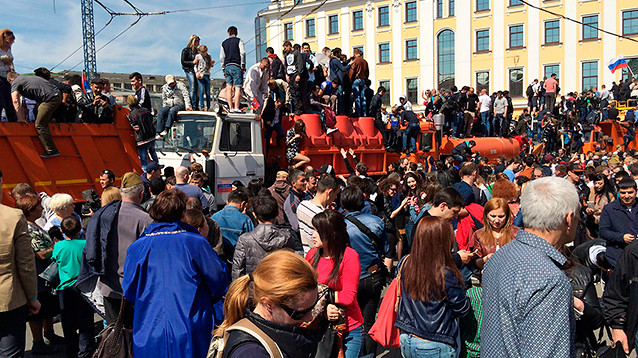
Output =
[
  {"x1": 77, "y1": 200, "x2": 121, "y2": 285},
  {"x1": 328, "y1": 57, "x2": 351, "y2": 82},
  {"x1": 344, "y1": 211, "x2": 389, "y2": 279},
  {"x1": 211, "y1": 205, "x2": 255, "y2": 248},
  {"x1": 599, "y1": 199, "x2": 638, "y2": 267},
  {"x1": 395, "y1": 259, "x2": 470, "y2": 347}
]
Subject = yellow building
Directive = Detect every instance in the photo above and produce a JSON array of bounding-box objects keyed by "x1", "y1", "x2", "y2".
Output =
[{"x1": 256, "y1": 0, "x2": 638, "y2": 107}]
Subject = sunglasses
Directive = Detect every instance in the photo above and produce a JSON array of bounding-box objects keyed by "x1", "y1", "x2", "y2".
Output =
[{"x1": 279, "y1": 291, "x2": 323, "y2": 320}]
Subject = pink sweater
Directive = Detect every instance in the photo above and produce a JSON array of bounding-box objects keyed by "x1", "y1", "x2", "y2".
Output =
[{"x1": 306, "y1": 247, "x2": 364, "y2": 331}]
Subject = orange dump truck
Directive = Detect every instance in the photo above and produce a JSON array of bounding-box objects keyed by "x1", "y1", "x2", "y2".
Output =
[
  {"x1": 581, "y1": 99, "x2": 638, "y2": 153},
  {"x1": 0, "y1": 106, "x2": 141, "y2": 206}
]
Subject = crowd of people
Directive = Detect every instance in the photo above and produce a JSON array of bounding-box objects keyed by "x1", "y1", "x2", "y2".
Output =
[{"x1": 5, "y1": 141, "x2": 638, "y2": 357}]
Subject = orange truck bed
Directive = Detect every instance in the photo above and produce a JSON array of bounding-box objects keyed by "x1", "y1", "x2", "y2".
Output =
[{"x1": 1, "y1": 106, "x2": 141, "y2": 206}]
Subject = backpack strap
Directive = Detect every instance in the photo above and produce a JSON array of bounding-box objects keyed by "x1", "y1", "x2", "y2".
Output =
[
  {"x1": 345, "y1": 215, "x2": 384, "y2": 266},
  {"x1": 226, "y1": 318, "x2": 284, "y2": 358}
]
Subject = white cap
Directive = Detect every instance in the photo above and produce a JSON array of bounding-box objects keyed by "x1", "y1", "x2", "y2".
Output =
[{"x1": 165, "y1": 74, "x2": 175, "y2": 84}]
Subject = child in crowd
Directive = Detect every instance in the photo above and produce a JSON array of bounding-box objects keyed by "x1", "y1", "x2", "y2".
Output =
[
  {"x1": 53, "y1": 216, "x2": 95, "y2": 357},
  {"x1": 193, "y1": 45, "x2": 215, "y2": 110}
]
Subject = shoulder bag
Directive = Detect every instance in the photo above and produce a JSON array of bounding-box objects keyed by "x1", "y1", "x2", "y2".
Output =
[
  {"x1": 93, "y1": 298, "x2": 133, "y2": 358},
  {"x1": 368, "y1": 257, "x2": 409, "y2": 348}
]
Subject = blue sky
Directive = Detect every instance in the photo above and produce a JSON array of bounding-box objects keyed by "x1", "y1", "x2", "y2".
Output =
[{"x1": 4, "y1": 0, "x2": 271, "y2": 78}]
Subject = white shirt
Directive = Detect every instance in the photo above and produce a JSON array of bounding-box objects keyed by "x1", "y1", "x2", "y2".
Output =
[
  {"x1": 479, "y1": 94, "x2": 492, "y2": 113},
  {"x1": 0, "y1": 47, "x2": 13, "y2": 78},
  {"x1": 297, "y1": 200, "x2": 324, "y2": 252},
  {"x1": 243, "y1": 63, "x2": 268, "y2": 98}
]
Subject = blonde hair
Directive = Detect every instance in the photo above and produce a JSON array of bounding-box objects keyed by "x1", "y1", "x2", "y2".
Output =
[
  {"x1": 480, "y1": 198, "x2": 514, "y2": 247},
  {"x1": 214, "y1": 250, "x2": 318, "y2": 334},
  {"x1": 49, "y1": 193, "x2": 74, "y2": 213},
  {"x1": 101, "y1": 187, "x2": 122, "y2": 207},
  {"x1": 187, "y1": 35, "x2": 200, "y2": 50}
]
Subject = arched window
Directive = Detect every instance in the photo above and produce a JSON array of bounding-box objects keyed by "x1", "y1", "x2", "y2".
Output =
[{"x1": 437, "y1": 30, "x2": 455, "y2": 90}]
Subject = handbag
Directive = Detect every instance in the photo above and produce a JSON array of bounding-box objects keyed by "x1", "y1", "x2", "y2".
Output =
[
  {"x1": 93, "y1": 298, "x2": 133, "y2": 358},
  {"x1": 313, "y1": 285, "x2": 346, "y2": 358},
  {"x1": 39, "y1": 261, "x2": 59, "y2": 287},
  {"x1": 368, "y1": 257, "x2": 409, "y2": 348}
]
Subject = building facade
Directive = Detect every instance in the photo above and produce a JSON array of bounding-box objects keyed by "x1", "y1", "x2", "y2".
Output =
[{"x1": 256, "y1": 0, "x2": 638, "y2": 107}]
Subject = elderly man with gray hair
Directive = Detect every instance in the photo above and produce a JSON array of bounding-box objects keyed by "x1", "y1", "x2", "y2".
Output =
[{"x1": 481, "y1": 177, "x2": 580, "y2": 358}]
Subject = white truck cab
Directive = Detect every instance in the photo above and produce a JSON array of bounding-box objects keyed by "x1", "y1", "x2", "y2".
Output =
[{"x1": 155, "y1": 111, "x2": 265, "y2": 206}]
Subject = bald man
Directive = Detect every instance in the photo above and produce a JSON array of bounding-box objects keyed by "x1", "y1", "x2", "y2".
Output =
[{"x1": 173, "y1": 166, "x2": 210, "y2": 213}]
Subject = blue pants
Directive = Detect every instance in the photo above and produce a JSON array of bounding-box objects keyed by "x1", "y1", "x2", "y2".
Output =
[
  {"x1": 156, "y1": 105, "x2": 184, "y2": 132},
  {"x1": 495, "y1": 113, "x2": 504, "y2": 136},
  {"x1": 265, "y1": 123, "x2": 285, "y2": 154},
  {"x1": 400, "y1": 333, "x2": 456, "y2": 358},
  {"x1": 403, "y1": 123, "x2": 420, "y2": 151},
  {"x1": 480, "y1": 111, "x2": 490, "y2": 136},
  {"x1": 343, "y1": 325, "x2": 363, "y2": 358},
  {"x1": 454, "y1": 111, "x2": 465, "y2": 137},
  {"x1": 185, "y1": 71, "x2": 198, "y2": 110},
  {"x1": 137, "y1": 141, "x2": 158, "y2": 173},
  {"x1": 197, "y1": 74, "x2": 211, "y2": 110},
  {"x1": 336, "y1": 85, "x2": 345, "y2": 115},
  {"x1": 352, "y1": 79, "x2": 367, "y2": 117}
]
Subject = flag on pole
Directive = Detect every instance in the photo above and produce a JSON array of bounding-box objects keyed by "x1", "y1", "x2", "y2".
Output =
[
  {"x1": 608, "y1": 55, "x2": 629, "y2": 74},
  {"x1": 81, "y1": 71, "x2": 92, "y2": 93}
]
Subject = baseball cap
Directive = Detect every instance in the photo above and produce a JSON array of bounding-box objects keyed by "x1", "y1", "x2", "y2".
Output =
[
  {"x1": 315, "y1": 165, "x2": 335, "y2": 176},
  {"x1": 165, "y1": 74, "x2": 176, "y2": 84},
  {"x1": 146, "y1": 161, "x2": 164, "y2": 173},
  {"x1": 121, "y1": 172, "x2": 143, "y2": 188}
]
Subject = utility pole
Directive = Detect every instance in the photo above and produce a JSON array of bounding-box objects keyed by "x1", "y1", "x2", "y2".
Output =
[{"x1": 81, "y1": 0, "x2": 97, "y2": 79}]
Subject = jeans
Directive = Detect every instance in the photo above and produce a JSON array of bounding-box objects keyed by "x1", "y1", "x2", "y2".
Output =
[
  {"x1": 480, "y1": 111, "x2": 490, "y2": 136},
  {"x1": 185, "y1": 71, "x2": 198, "y2": 110},
  {"x1": 343, "y1": 325, "x2": 363, "y2": 358},
  {"x1": 454, "y1": 111, "x2": 464, "y2": 137},
  {"x1": 265, "y1": 123, "x2": 285, "y2": 154},
  {"x1": 156, "y1": 104, "x2": 184, "y2": 132},
  {"x1": 60, "y1": 289, "x2": 96, "y2": 358},
  {"x1": 403, "y1": 123, "x2": 420, "y2": 151},
  {"x1": 357, "y1": 272, "x2": 384, "y2": 357},
  {"x1": 0, "y1": 305, "x2": 27, "y2": 358},
  {"x1": 336, "y1": 84, "x2": 344, "y2": 115},
  {"x1": 494, "y1": 113, "x2": 504, "y2": 136},
  {"x1": 352, "y1": 79, "x2": 367, "y2": 117},
  {"x1": 399, "y1": 333, "x2": 456, "y2": 358},
  {"x1": 137, "y1": 141, "x2": 158, "y2": 173},
  {"x1": 197, "y1": 74, "x2": 211, "y2": 110},
  {"x1": 224, "y1": 65, "x2": 244, "y2": 86}
]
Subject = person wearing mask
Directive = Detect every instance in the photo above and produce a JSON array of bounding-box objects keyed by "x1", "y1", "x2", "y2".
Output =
[
  {"x1": 396, "y1": 216, "x2": 470, "y2": 358},
  {"x1": 220, "y1": 26, "x2": 246, "y2": 113},
  {"x1": 215, "y1": 251, "x2": 321, "y2": 357},
  {"x1": 307, "y1": 210, "x2": 364, "y2": 358},
  {"x1": 232, "y1": 195, "x2": 301, "y2": 280}
]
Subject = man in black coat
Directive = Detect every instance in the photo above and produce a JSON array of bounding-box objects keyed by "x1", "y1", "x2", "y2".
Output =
[{"x1": 368, "y1": 85, "x2": 386, "y2": 134}]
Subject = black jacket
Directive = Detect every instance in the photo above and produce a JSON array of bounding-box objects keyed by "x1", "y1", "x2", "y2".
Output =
[
  {"x1": 368, "y1": 93, "x2": 383, "y2": 121},
  {"x1": 181, "y1": 47, "x2": 197, "y2": 72},
  {"x1": 224, "y1": 310, "x2": 320, "y2": 358},
  {"x1": 270, "y1": 56, "x2": 286, "y2": 80},
  {"x1": 395, "y1": 259, "x2": 470, "y2": 346},
  {"x1": 603, "y1": 240, "x2": 638, "y2": 348},
  {"x1": 127, "y1": 106, "x2": 156, "y2": 145}
]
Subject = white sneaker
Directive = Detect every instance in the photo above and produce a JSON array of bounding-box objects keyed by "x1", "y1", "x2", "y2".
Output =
[
  {"x1": 159, "y1": 130, "x2": 167, "y2": 136},
  {"x1": 327, "y1": 128, "x2": 338, "y2": 135},
  {"x1": 230, "y1": 109, "x2": 242, "y2": 113}
]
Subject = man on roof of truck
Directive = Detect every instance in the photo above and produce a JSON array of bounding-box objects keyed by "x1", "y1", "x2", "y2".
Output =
[{"x1": 173, "y1": 166, "x2": 209, "y2": 214}]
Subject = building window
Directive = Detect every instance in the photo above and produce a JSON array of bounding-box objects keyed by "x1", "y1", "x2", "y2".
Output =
[
  {"x1": 378, "y1": 6, "x2": 389, "y2": 27},
  {"x1": 476, "y1": 29, "x2": 489, "y2": 52},
  {"x1": 406, "y1": 78, "x2": 418, "y2": 105},
  {"x1": 284, "y1": 22, "x2": 293, "y2": 41},
  {"x1": 509, "y1": 68, "x2": 524, "y2": 97},
  {"x1": 328, "y1": 15, "x2": 339, "y2": 34},
  {"x1": 476, "y1": 0, "x2": 489, "y2": 12},
  {"x1": 582, "y1": 61, "x2": 598, "y2": 91},
  {"x1": 622, "y1": 10, "x2": 638, "y2": 36},
  {"x1": 476, "y1": 71, "x2": 489, "y2": 93},
  {"x1": 582, "y1": 15, "x2": 598, "y2": 40},
  {"x1": 406, "y1": 1, "x2": 417, "y2": 22},
  {"x1": 437, "y1": 0, "x2": 444, "y2": 18},
  {"x1": 510, "y1": 0, "x2": 523, "y2": 6},
  {"x1": 353, "y1": 10, "x2": 364, "y2": 31},
  {"x1": 406, "y1": 39, "x2": 418, "y2": 60},
  {"x1": 545, "y1": 20, "x2": 560, "y2": 44},
  {"x1": 509, "y1": 25, "x2": 524, "y2": 48},
  {"x1": 622, "y1": 58, "x2": 638, "y2": 81},
  {"x1": 379, "y1": 43, "x2": 390, "y2": 63},
  {"x1": 437, "y1": 30, "x2": 455, "y2": 90},
  {"x1": 544, "y1": 64, "x2": 560, "y2": 80},
  {"x1": 254, "y1": 16, "x2": 267, "y2": 63},
  {"x1": 379, "y1": 80, "x2": 391, "y2": 105},
  {"x1": 449, "y1": 0, "x2": 455, "y2": 16},
  {"x1": 306, "y1": 19, "x2": 315, "y2": 38}
]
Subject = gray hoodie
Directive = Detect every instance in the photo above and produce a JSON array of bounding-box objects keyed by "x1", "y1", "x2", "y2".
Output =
[{"x1": 231, "y1": 224, "x2": 301, "y2": 280}]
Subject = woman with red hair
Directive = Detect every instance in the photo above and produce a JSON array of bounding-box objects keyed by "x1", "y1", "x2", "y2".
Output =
[{"x1": 472, "y1": 198, "x2": 519, "y2": 270}]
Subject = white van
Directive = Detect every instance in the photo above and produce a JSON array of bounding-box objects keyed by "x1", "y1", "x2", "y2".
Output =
[{"x1": 155, "y1": 111, "x2": 265, "y2": 207}]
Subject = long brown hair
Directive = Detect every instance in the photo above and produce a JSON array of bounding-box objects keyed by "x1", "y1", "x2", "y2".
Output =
[
  {"x1": 293, "y1": 119, "x2": 308, "y2": 138},
  {"x1": 311, "y1": 210, "x2": 350, "y2": 285},
  {"x1": 214, "y1": 251, "x2": 317, "y2": 334},
  {"x1": 402, "y1": 216, "x2": 463, "y2": 301},
  {"x1": 480, "y1": 198, "x2": 514, "y2": 247}
]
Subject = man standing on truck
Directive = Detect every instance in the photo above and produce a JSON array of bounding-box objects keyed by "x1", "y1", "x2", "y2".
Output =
[
  {"x1": 283, "y1": 40, "x2": 307, "y2": 116},
  {"x1": 220, "y1": 26, "x2": 246, "y2": 114},
  {"x1": 8, "y1": 72, "x2": 61, "y2": 158}
]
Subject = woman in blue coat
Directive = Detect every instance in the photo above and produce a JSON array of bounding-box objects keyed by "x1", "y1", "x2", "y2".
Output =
[{"x1": 122, "y1": 189, "x2": 228, "y2": 358}]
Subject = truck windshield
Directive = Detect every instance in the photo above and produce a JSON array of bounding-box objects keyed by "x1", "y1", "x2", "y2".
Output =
[{"x1": 156, "y1": 117, "x2": 215, "y2": 153}]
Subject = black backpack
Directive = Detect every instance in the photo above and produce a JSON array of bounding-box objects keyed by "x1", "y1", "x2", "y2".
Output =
[{"x1": 526, "y1": 85, "x2": 534, "y2": 98}]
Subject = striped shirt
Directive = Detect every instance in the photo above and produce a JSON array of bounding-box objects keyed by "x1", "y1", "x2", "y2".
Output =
[{"x1": 296, "y1": 200, "x2": 324, "y2": 252}]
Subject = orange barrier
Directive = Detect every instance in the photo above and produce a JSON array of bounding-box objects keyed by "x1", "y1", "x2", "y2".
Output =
[{"x1": 1, "y1": 106, "x2": 141, "y2": 205}]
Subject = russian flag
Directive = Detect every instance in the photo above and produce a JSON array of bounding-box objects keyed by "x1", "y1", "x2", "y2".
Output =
[
  {"x1": 608, "y1": 55, "x2": 629, "y2": 74},
  {"x1": 81, "y1": 71, "x2": 92, "y2": 93}
]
